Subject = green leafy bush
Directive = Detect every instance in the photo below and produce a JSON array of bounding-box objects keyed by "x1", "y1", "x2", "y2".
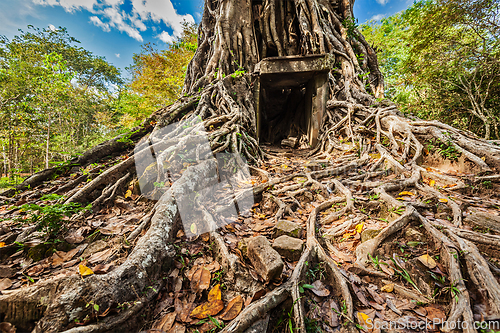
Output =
[{"x1": 20, "y1": 202, "x2": 89, "y2": 236}]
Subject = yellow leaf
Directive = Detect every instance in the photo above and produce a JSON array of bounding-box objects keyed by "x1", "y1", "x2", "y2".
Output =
[
  {"x1": 281, "y1": 164, "x2": 288, "y2": 169},
  {"x1": 190, "y1": 223, "x2": 198, "y2": 235},
  {"x1": 381, "y1": 284, "x2": 394, "y2": 293},
  {"x1": 343, "y1": 231, "x2": 356, "y2": 238},
  {"x1": 399, "y1": 191, "x2": 415, "y2": 196},
  {"x1": 0, "y1": 242, "x2": 5, "y2": 248},
  {"x1": 429, "y1": 179, "x2": 436, "y2": 187},
  {"x1": 355, "y1": 223, "x2": 364, "y2": 234},
  {"x1": 357, "y1": 312, "x2": 372, "y2": 329},
  {"x1": 418, "y1": 254, "x2": 437, "y2": 269},
  {"x1": 79, "y1": 264, "x2": 94, "y2": 277},
  {"x1": 439, "y1": 198, "x2": 448, "y2": 203},
  {"x1": 190, "y1": 299, "x2": 224, "y2": 319},
  {"x1": 124, "y1": 190, "x2": 132, "y2": 198},
  {"x1": 208, "y1": 284, "x2": 222, "y2": 302}
]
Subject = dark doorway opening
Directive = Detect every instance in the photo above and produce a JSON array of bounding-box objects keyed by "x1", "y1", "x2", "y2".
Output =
[
  {"x1": 259, "y1": 80, "x2": 308, "y2": 146},
  {"x1": 254, "y1": 55, "x2": 332, "y2": 148}
]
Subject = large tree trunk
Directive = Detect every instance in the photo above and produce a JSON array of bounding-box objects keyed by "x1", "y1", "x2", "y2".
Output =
[{"x1": 1, "y1": 0, "x2": 500, "y2": 332}]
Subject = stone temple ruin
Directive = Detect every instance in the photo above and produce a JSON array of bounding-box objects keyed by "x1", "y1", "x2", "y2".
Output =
[{"x1": 252, "y1": 54, "x2": 334, "y2": 148}]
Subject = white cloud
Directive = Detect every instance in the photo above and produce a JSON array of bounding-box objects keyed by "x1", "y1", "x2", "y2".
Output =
[
  {"x1": 33, "y1": 0, "x2": 97, "y2": 12},
  {"x1": 32, "y1": 0, "x2": 195, "y2": 43},
  {"x1": 102, "y1": 6, "x2": 143, "y2": 41},
  {"x1": 130, "y1": 0, "x2": 194, "y2": 38},
  {"x1": 90, "y1": 16, "x2": 110, "y2": 32},
  {"x1": 369, "y1": 14, "x2": 386, "y2": 21},
  {"x1": 48, "y1": 24, "x2": 57, "y2": 31},
  {"x1": 157, "y1": 31, "x2": 175, "y2": 44},
  {"x1": 115, "y1": 53, "x2": 120, "y2": 58},
  {"x1": 375, "y1": 0, "x2": 390, "y2": 5}
]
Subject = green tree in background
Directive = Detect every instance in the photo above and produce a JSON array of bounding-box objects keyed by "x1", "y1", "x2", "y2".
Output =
[
  {"x1": 361, "y1": 0, "x2": 500, "y2": 139},
  {"x1": 0, "y1": 26, "x2": 123, "y2": 180},
  {"x1": 120, "y1": 22, "x2": 198, "y2": 127}
]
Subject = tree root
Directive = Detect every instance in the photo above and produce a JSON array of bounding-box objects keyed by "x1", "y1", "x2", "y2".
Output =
[{"x1": 0, "y1": 160, "x2": 217, "y2": 332}]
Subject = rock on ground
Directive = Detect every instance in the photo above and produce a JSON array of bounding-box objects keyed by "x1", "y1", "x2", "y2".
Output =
[
  {"x1": 246, "y1": 236, "x2": 284, "y2": 282},
  {"x1": 272, "y1": 235, "x2": 304, "y2": 261}
]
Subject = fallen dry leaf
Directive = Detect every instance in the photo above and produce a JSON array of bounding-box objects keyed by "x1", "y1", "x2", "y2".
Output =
[
  {"x1": 399, "y1": 191, "x2": 415, "y2": 196},
  {"x1": 26, "y1": 264, "x2": 44, "y2": 277},
  {"x1": 0, "y1": 278, "x2": 12, "y2": 291},
  {"x1": 155, "y1": 312, "x2": 176, "y2": 331},
  {"x1": 220, "y1": 295, "x2": 244, "y2": 321},
  {"x1": 79, "y1": 264, "x2": 94, "y2": 277},
  {"x1": 369, "y1": 301, "x2": 384, "y2": 311},
  {"x1": 381, "y1": 284, "x2": 394, "y2": 293},
  {"x1": 208, "y1": 284, "x2": 222, "y2": 302},
  {"x1": 88, "y1": 248, "x2": 114, "y2": 265},
  {"x1": 311, "y1": 280, "x2": 330, "y2": 297},
  {"x1": 190, "y1": 267, "x2": 211, "y2": 293},
  {"x1": 425, "y1": 305, "x2": 446, "y2": 322},
  {"x1": 167, "y1": 322, "x2": 186, "y2": 333},
  {"x1": 201, "y1": 233, "x2": 210, "y2": 242},
  {"x1": 190, "y1": 299, "x2": 224, "y2": 319},
  {"x1": 0, "y1": 322, "x2": 16, "y2": 333},
  {"x1": 357, "y1": 312, "x2": 372, "y2": 330},
  {"x1": 173, "y1": 277, "x2": 183, "y2": 292},
  {"x1": 93, "y1": 263, "x2": 114, "y2": 274},
  {"x1": 418, "y1": 254, "x2": 437, "y2": 269}
]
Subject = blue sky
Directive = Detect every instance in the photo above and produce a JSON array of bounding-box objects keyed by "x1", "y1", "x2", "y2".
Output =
[{"x1": 0, "y1": 0, "x2": 410, "y2": 75}]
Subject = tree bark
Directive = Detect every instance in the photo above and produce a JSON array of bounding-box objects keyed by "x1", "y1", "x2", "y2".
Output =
[{"x1": 1, "y1": 1, "x2": 500, "y2": 332}]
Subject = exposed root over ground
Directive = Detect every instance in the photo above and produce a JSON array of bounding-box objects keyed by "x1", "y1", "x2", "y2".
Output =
[{"x1": 1, "y1": 81, "x2": 500, "y2": 333}]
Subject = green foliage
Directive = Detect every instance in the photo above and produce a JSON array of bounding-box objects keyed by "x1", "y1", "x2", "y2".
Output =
[
  {"x1": 305, "y1": 261, "x2": 326, "y2": 281},
  {"x1": 40, "y1": 193, "x2": 64, "y2": 201},
  {"x1": 342, "y1": 17, "x2": 359, "y2": 39},
  {"x1": 20, "y1": 201, "x2": 88, "y2": 236},
  {"x1": 391, "y1": 256, "x2": 422, "y2": 294},
  {"x1": 361, "y1": 0, "x2": 500, "y2": 139},
  {"x1": 0, "y1": 25, "x2": 123, "y2": 175},
  {"x1": 124, "y1": 22, "x2": 198, "y2": 125},
  {"x1": 427, "y1": 138, "x2": 461, "y2": 161},
  {"x1": 230, "y1": 69, "x2": 246, "y2": 79}
]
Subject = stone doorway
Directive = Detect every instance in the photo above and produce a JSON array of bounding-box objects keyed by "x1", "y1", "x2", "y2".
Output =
[{"x1": 253, "y1": 54, "x2": 333, "y2": 148}]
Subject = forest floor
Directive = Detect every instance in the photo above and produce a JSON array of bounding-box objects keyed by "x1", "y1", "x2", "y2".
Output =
[{"x1": 1, "y1": 141, "x2": 500, "y2": 333}]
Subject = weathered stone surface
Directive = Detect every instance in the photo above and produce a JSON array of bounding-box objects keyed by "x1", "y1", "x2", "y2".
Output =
[
  {"x1": 272, "y1": 235, "x2": 304, "y2": 261},
  {"x1": 274, "y1": 220, "x2": 302, "y2": 238},
  {"x1": 405, "y1": 228, "x2": 424, "y2": 241},
  {"x1": 361, "y1": 229, "x2": 381, "y2": 243},
  {"x1": 0, "y1": 265, "x2": 15, "y2": 278},
  {"x1": 247, "y1": 236, "x2": 283, "y2": 282},
  {"x1": 281, "y1": 137, "x2": 298, "y2": 148},
  {"x1": 82, "y1": 240, "x2": 108, "y2": 258}
]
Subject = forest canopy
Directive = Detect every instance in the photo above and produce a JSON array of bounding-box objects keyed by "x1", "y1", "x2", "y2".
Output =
[
  {"x1": 0, "y1": 0, "x2": 498, "y2": 184},
  {"x1": 361, "y1": 0, "x2": 500, "y2": 139},
  {"x1": 0, "y1": 23, "x2": 197, "y2": 185}
]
